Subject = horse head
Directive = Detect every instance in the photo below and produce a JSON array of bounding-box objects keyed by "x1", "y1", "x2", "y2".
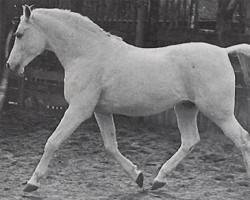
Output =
[{"x1": 7, "y1": 5, "x2": 46, "y2": 75}]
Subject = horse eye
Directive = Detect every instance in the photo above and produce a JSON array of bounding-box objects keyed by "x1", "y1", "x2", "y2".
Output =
[{"x1": 14, "y1": 32, "x2": 23, "y2": 39}]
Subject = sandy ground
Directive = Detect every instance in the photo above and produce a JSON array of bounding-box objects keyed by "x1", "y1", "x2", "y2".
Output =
[{"x1": 0, "y1": 108, "x2": 250, "y2": 200}]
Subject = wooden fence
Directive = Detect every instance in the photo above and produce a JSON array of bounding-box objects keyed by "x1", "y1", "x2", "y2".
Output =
[{"x1": 80, "y1": 0, "x2": 139, "y2": 44}]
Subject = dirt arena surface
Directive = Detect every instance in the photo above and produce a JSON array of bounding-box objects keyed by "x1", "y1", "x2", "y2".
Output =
[{"x1": 0, "y1": 108, "x2": 250, "y2": 200}]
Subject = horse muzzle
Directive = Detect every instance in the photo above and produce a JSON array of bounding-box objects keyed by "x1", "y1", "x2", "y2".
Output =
[
  {"x1": 6, "y1": 62, "x2": 24, "y2": 76},
  {"x1": 6, "y1": 62, "x2": 11, "y2": 71}
]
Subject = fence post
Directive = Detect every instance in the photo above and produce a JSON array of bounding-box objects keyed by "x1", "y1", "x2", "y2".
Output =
[
  {"x1": 135, "y1": 0, "x2": 148, "y2": 47},
  {"x1": 18, "y1": 77, "x2": 24, "y2": 107},
  {"x1": 189, "y1": 0, "x2": 198, "y2": 29},
  {"x1": 148, "y1": 0, "x2": 159, "y2": 46},
  {"x1": 0, "y1": 0, "x2": 6, "y2": 79},
  {"x1": 245, "y1": 0, "x2": 250, "y2": 34}
]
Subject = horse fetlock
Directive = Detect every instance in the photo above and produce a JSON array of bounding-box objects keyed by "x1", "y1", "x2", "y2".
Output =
[
  {"x1": 151, "y1": 180, "x2": 166, "y2": 190},
  {"x1": 154, "y1": 172, "x2": 166, "y2": 183},
  {"x1": 127, "y1": 164, "x2": 138, "y2": 177},
  {"x1": 124, "y1": 164, "x2": 141, "y2": 182},
  {"x1": 28, "y1": 170, "x2": 46, "y2": 187}
]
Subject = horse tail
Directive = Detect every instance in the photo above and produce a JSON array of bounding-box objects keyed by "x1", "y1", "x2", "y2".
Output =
[{"x1": 226, "y1": 44, "x2": 250, "y2": 87}]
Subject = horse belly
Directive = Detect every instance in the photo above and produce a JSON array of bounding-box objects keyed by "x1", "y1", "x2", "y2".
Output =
[
  {"x1": 95, "y1": 85, "x2": 185, "y2": 116},
  {"x1": 95, "y1": 99, "x2": 176, "y2": 116}
]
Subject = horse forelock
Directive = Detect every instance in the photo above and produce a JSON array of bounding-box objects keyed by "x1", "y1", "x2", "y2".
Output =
[{"x1": 31, "y1": 8, "x2": 123, "y2": 41}]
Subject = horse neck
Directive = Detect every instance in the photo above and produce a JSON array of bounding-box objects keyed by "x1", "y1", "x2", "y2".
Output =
[{"x1": 36, "y1": 15, "x2": 108, "y2": 69}]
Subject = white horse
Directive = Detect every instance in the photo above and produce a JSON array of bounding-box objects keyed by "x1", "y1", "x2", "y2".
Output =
[{"x1": 7, "y1": 5, "x2": 250, "y2": 192}]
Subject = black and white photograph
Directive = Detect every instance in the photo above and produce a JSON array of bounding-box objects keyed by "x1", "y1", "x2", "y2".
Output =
[{"x1": 0, "y1": 0, "x2": 250, "y2": 199}]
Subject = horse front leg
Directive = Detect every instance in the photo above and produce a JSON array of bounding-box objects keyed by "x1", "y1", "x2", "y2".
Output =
[
  {"x1": 24, "y1": 96, "x2": 98, "y2": 192},
  {"x1": 94, "y1": 112, "x2": 144, "y2": 188}
]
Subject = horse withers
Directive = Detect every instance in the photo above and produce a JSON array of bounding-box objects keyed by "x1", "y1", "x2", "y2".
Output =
[{"x1": 7, "y1": 5, "x2": 250, "y2": 192}]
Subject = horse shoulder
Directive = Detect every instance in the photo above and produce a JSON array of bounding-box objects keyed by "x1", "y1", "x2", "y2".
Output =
[{"x1": 63, "y1": 59, "x2": 103, "y2": 103}]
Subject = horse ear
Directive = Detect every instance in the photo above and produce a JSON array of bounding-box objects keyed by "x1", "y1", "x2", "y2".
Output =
[
  {"x1": 30, "y1": 5, "x2": 36, "y2": 11},
  {"x1": 23, "y1": 5, "x2": 31, "y2": 21}
]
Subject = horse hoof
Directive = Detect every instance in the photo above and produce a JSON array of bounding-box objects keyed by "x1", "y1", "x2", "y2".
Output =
[
  {"x1": 135, "y1": 172, "x2": 144, "y2": 188},
  {"x1": 23, "y1": 184, "x2": 39, "y2": 192},
  {"x1": 151, "y1": 181, "x2": 166, "y2": 190}
]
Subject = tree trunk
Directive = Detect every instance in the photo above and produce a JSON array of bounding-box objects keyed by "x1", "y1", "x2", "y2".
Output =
[
  {"x1": 148, "y1": 0, "x2": 159, "y2": 47},
  {"x1": 245, "y1": 0, "x2": 250, "y2": 34},
  {"x1": 0, "y1": 0, "x2": 6, "y2": 79},
  {"x1": 216, "y1": 0, "x2": 243, "y2": 46}
]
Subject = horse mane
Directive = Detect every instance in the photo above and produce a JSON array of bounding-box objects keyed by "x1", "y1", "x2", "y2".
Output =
[{"x1": 32, "y1": 8, "x2": 123, "y2": 41}]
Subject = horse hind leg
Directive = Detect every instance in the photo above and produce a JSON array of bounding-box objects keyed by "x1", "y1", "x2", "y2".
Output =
[
  {"x1": 152, "y1": 101, "x2": 200, "y2": 190},
  {"x1": 197, "y1": 84, "x2": 250, "y2": 177},
  {"x1": 214, "y1": 115, "x2": 250, "y2": 176}
]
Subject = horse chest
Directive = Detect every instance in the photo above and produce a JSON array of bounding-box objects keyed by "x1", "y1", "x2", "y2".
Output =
[{"x1": 63, "y1": 66, "x2": 100, "y2": 102}]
